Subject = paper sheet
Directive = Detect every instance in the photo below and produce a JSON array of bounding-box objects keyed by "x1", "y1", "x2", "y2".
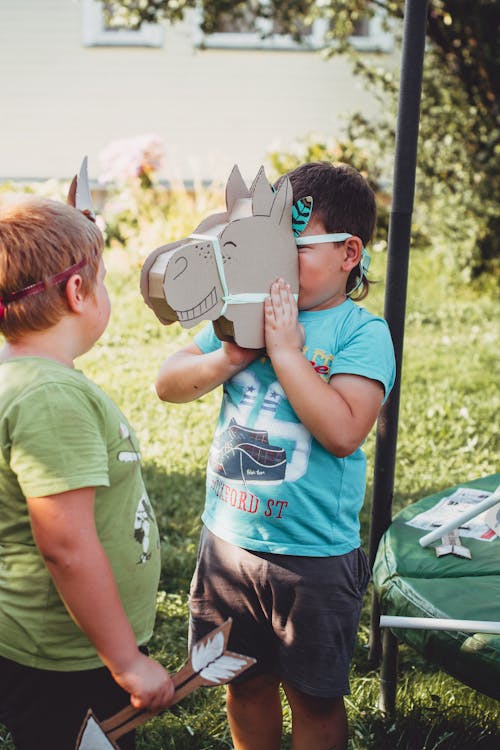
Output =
[{"x1": 406, "y1": 487, "x2": 498, "y2": 541}]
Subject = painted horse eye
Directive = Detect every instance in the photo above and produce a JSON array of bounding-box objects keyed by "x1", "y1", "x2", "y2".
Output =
[{"x1": 172, "y1": 255, "x2": 188, "y2": 280}]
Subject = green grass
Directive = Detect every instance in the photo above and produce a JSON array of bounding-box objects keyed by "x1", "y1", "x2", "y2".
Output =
[{"x1": 1, "y1": 246, "x2": 498, "y2": 749}]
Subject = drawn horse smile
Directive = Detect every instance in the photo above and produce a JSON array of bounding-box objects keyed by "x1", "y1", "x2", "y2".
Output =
[{"x1": 176, "y1": 286, "x2": 219, "y2": 322}]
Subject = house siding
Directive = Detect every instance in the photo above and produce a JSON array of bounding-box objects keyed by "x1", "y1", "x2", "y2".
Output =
[{"x1": 0, "y1": 0, "x2": 393, "y2": 183}]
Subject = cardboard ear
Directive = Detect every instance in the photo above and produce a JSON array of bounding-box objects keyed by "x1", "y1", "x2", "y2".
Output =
[
  {"x1": 67, "y1": 156, "x2": 96, "y2": 222},
  {"x1": 270, "y1": 175, "x2": 293, "y2": 226},
  {"x1": 67, "y1": 176, "x2": 77, "y2": 208},
  {"x1": 250, "y1": 166, "x2": 275, "y2": 216},
  {"x1": 226, "y1": 165, "x2": 250, "y2": 214}
]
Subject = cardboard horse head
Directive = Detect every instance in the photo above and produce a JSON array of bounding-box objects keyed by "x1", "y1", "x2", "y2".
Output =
[{"x1": 140, "y1": 165, "x2": 298, "y2": 349}]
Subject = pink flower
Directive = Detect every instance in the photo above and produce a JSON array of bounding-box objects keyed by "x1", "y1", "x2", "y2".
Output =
[{"x1": 98, "y1": 134, "x2": 164, "y2": 184}]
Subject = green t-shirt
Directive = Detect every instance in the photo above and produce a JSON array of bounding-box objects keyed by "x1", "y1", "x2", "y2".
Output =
[{"x1": 0, "y1": 357, "x2": 161, "y2": 671}]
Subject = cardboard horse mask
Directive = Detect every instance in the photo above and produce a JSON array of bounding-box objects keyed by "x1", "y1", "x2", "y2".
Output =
[{"x1": 140, "y1": 165, "x2": 299, "y2": 349}]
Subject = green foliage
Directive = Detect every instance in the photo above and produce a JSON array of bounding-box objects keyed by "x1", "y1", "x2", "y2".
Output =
[
  {"x1": 105, "y1": 0, "x2": 500, "y2": 279},
  {"x1": 346, "y1": 48, "x2": 499, "y2": 280},
  {"x1": 102, "y1": 1, "x2": 319, "y2": 38},
  {"x1": 341, "y1": 0, "x2": 499, "y2": 278},
  {"x1": 98, "y1": 177, "x2": 225, "y2": 260}
]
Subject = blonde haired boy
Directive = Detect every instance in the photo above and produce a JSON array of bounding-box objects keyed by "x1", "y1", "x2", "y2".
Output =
[{"x1": 0, "y1": 197, "x2": 174, "y2": 750}]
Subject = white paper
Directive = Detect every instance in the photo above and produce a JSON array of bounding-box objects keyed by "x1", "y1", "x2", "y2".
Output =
[{"x1": 406, "y1": 487, "x2": 498, "y2": 542}]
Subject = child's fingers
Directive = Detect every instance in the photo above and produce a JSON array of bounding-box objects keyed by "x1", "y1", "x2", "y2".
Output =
[
  {"x1": 279, "y1": 280, "x2": 297, "y2": 319},
  {"x1": 264, "y1": 295, "x2": 276, "y2": 322},
  {"x1": 269, "y1": 279, "x2": 294, "y2": 314},
  {"x1": 270, "y1": 279, "x2": 284, "y2": 307}
]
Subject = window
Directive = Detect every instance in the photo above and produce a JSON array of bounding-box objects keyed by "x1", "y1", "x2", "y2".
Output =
[
  {"x1": 81, "y1": 0, "x2": 163, "y2": 47},
  {"x1": 348, "y1": 11, "x2": 393, "y2": 53},
  {"x1": 192, "y1": 5, "x2": 393, "y2": 54}
]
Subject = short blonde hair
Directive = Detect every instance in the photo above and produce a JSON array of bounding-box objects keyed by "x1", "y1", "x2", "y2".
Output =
[{"x1": 0, "y1": 197, "x2": 103, "y2": 341}]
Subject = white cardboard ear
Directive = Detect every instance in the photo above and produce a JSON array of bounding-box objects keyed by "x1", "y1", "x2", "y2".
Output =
[
  {"x1": 270, "y1": 175, "x2": 293, "y2": 225},
  {"x1": 226, "y1": 165, "x2": 250, "y2": 214},
  {"x1": 248, "y1": 165, "x2": 265, "y2": 195},
  {"x1": 67, "y1": 156, "x2": 96, "y2": 221},
  {"x1": 75, "y1": 157, "x2": 95, "y2": 217},
  {"x1": 251, "y1": 166, "x2": 275, "y2": 216}
]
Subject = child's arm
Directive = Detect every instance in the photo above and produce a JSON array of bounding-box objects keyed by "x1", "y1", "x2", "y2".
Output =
[
  {"x1": 27, "y1": 488, "x2": 175, "y2": 712},
  {"x1": 155, "y1": 339, "x2": 262, "y2": 403},
  {"x1": 264, "y1": 278, "x2": 384, "y2": 458}
]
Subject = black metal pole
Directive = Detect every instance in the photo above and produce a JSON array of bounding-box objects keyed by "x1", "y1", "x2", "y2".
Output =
[{"x1": 368, "y1": 0, "x2": 429, "y2": 711}]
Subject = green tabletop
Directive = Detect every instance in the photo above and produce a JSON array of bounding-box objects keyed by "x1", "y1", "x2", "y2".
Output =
[{"x1": 373, "y1": 473, "x2": 500, "y2": 698}]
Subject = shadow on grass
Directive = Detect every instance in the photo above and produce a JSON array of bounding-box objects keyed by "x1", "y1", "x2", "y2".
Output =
[
  {"x1": 348, "y1": 702, "x2": 500, "y2": 750},
  {"x1": 141, "y1": 461, "x2": 206, "y2": 593}
]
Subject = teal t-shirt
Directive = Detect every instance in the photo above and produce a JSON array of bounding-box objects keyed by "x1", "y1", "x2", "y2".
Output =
[
  {"x1": 0, "y1": 357, "x2": 161, "y2": 670},
  {"x1": 195, "y1": 299, "x2": 396, "y2": 556}
]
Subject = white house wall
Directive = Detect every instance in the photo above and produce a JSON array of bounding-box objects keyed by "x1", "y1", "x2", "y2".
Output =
[{"x1": 0, "y1": 0, "x2": 393, "y2": 184}]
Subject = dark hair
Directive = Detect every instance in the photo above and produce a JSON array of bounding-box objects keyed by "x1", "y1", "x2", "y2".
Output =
[{"x1": 279, "y1": 161, "x2": 377, "y2": 299}]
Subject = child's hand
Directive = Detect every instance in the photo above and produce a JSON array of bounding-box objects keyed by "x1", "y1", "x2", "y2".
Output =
[
  {"x1": 112, "y1": 651, "x2": 175, "y2": 713},
  {"x1": 222, "y1": 340, "x2": 264, "y2": 370},
  {"x1": 264, "y1": 278, "x2": 305, "y2": 359}
]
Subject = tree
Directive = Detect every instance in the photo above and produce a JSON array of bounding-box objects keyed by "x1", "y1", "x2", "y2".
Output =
[{"x1": 104, "y1": 1, "x2": 499, "y2": 276}]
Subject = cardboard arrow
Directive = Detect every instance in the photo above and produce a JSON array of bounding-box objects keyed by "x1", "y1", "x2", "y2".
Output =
[
  {"x1": 75, "y1": 619, "x2": 255, "y2": 749},
  {"x1": 435, "y1": 528, "x2": 472, "y2": 559}
]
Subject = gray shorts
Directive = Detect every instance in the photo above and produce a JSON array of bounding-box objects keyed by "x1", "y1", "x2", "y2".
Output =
[{"x1": 188, "y1": 527, "x2": 370, "y2": 698}]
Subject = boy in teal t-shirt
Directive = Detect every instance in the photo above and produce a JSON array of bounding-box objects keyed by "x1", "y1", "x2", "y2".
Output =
[
  {"x1": 155, "y1": 162, "x2": 395, "y2": 750},
  {"x1": 0, "y1": 195, "x2": 174, "y2": 749}
]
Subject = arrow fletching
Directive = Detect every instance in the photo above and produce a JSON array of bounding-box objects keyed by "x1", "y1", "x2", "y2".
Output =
[
  {"x1": 198, "y1": 651, "x2": 254, "y2": 684},
  {"x1": 189, "y1": 619, "x2": 255, "y2": 685}
]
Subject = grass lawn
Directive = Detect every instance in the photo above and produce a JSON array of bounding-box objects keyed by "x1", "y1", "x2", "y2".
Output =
[{"x1": 1, "y1": 244, "x2": 498, "y2": 749}]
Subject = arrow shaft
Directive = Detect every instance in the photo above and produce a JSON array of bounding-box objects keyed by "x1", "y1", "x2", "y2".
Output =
[
  {"x1": 108, "y1": 675, "x2": 207, "y2": 740},
  {"x1": 103, "y1": 662, "x2": 201, "y2": 739}
]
